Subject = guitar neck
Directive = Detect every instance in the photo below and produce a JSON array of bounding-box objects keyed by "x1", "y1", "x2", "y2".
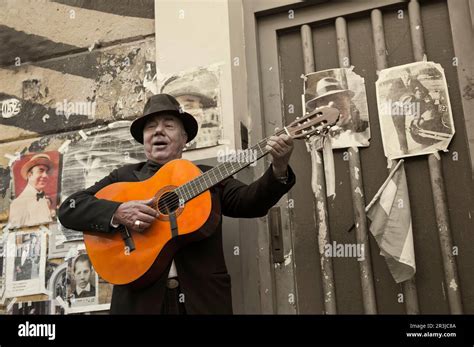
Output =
[{"x1": 175, "y1": 129, "x2": 287, "y2": 202}]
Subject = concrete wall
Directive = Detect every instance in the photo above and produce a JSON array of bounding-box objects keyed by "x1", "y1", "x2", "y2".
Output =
[{"x1": 0, "y1": 0, "x2": 155, "y2": 314}]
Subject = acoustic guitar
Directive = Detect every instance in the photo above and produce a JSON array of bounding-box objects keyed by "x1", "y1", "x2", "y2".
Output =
[{"x1": 83, "y1": 105, "x2": 340, "y2": 288}]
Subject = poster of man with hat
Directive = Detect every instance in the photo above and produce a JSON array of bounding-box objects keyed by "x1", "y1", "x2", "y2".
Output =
[
  {"x1": 159, "y1": 65, "x2": 222, "y2": 150},
  {"x1": 303, "y1": 68, "x2": 370, "y2": 149},
  {"x1": 8, "y1": 151, "x2": 60, "y2": 228}
]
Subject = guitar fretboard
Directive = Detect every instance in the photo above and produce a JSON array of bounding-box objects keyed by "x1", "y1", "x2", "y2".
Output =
[{"x1": 175, "y1": 128, "x2": 287, "y2": 202}]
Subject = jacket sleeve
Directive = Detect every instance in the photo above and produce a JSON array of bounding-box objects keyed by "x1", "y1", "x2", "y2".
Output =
[
  {"x1": 58, "y1": 169, "x2": 122, "y2": 234},
  {"x1": 220, "y1": 164, "x2": 295, "y2": 218}
]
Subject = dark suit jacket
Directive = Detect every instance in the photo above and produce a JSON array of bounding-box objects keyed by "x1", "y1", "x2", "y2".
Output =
[{"x1": 58, "y1": 160, "x2": 295, "y2": 314}]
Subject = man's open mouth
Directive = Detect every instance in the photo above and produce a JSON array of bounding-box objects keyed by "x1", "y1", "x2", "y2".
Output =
[{"x1": 153, "y1": 140, "x2": 168, "y2": 149}]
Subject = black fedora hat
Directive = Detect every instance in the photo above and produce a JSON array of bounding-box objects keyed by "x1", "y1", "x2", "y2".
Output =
[{"x1": 130, "y1": 93, "x2": 198, "y2": 144}]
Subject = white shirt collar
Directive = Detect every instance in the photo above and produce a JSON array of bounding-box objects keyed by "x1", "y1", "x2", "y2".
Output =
[{"x1": 76, "y1": 283, "x2": 91, "y2": 295}]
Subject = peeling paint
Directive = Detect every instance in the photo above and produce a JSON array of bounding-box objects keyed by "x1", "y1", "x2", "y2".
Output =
[
  {"x1": 283, "y1": 250, "x2": 292, "y2": 266},
  {"x1": 354, "y1": 166, "x2": 360, "y2": 180},
  {"x1": 354, "y1": 187, "x2": 363, "y2": 197},
  {"x1": 449, "y1": 279, "x2": 458, "y2": 291}
]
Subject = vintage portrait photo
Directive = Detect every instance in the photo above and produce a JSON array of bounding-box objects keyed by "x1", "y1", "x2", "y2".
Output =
[
  {"x1": 8, "y1": 151, "x2": 61, "y2": 228},
  {"x1": 303, "y1": 68, "x2": 371, "y2": 148},
  {"x1": 376, "y1": 61, "x2": 455, "y2": 159},
  {"x1": 5, "y1": 231, "x2": 46, "y2": 297},
  {"x1": 66, "y1": 250, "x2": 99, "y2": 311},
  {"x1": 159, "y1": 65, "x2": 223, "y2": 150}
]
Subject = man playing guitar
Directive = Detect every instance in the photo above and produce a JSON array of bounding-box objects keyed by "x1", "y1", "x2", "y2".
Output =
[{"x1": 59, "y1": 93, "x2": 296, "y2": 314}]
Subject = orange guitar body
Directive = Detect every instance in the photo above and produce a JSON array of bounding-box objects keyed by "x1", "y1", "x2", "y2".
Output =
[{"x1": 83, "y1": 159, "x2": 220, "y2": 288}]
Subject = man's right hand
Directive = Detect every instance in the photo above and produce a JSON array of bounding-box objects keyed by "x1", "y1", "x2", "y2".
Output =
[{"x1": 112, "y1": 199, "x2": 158, "y2": 232}]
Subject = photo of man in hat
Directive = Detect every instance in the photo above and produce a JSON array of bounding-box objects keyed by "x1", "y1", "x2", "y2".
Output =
[
  {"x1": 9, "y1": 152, "x2": 59, "y2": 228},
  {"x1": 59, "y1": 93, "x2": 296, "y2": 314},
  {"x1": 304, "y1": 69, "x2": 370, "y2": 148},
  {"x1": 160, "y1": 67, "x2": 221, "y2": 150}
]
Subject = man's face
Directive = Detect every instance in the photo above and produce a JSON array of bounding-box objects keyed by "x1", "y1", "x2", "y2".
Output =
[
  {"x1": 27, "y1": 164, "x2": 49, "y2": 191},
  {"x1": 74, "y1": 260, "x2": 91, "y2": 290},
  {"x1": 143, "y1": 114, "x2": 187, "y2": 164}
]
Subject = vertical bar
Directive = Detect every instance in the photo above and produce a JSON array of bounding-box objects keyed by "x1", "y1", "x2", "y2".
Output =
[
  {"x1": 335, "y1": 17, "x2": 377, "y2": 314},
  {"x1": 408, "y1": 0, "x2": 463, "y2": 314},
  {"x1": 301, "y1": 24, "x2": 337, "y2": 315},
  {"x1": 371, "y1": 8, "x2": 420, "y2": 314}
]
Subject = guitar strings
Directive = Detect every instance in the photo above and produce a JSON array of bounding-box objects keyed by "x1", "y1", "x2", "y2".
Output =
[
  {"x1": 154, "y1": 127, "x2": 290, "y2": 211},
  {"x1": 156, "y1": 109, "x2": 332, "y2": 211},
  {"x1": 155, "y1": 128, "x2": 289, "y2": 211}
]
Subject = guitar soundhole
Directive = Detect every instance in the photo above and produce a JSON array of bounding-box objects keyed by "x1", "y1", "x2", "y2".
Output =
[{"x1": 157, "y1": 191, "x2": 180, "y2": 215}]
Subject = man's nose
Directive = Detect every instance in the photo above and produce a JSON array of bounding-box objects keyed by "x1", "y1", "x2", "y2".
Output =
[{"x1": 153, "y1": 123, "x2": 166, "y2": 134}]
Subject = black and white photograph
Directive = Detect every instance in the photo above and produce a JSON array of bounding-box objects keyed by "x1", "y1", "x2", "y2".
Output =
[
  {"x1": 303, "y1": 68, "x2": 370, "y2": 148},
  {"x1": 376, "y1": 61, "x2": 455, "y2": 159},
  {"x1": 159, "y1": 65, "x2": 223, "y2": 150},
  {"x1": 66, "y1": 249, "x2": 102, "y2": 313},
  {"x1": 5, "y1": 231, "x2": 46, "y2": 297}
]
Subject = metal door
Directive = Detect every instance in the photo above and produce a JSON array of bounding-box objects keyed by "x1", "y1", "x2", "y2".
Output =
[{"x1": 250, "y1": 0, "x2": 474, "y2": 314}]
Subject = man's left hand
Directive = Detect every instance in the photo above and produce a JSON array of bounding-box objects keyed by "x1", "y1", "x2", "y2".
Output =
[{"x1": 265, "y1": 133, "x2": 294, "y2": 177}]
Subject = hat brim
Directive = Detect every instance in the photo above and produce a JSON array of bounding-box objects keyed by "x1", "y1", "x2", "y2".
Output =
[
  {"x1": 306, "y1": 89, "x2": 355, "y2": 110},
  {"x1": 170, "y1": 91, "x2": 216, "y2": 108},
  {"x1": 20, "y1": 158, "x2": 53, "y2": 180},
  {"x1": 130, "y1": 110, "x2": 198, "y2": 145}
]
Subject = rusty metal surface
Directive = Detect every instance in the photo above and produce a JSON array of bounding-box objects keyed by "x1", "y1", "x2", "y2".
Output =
[
  {"x1": 409, "y1": 0, "x2": 463, "y2": 314},
  {"x1": 335, "y1": 16, "x2": 377, "y2": 314},
  {"x1": 371, "y1": 7, "x2": 420, "y2": 315},
  {"x1": 301, "y1": 24, "x2": 337, "y2": 314}
]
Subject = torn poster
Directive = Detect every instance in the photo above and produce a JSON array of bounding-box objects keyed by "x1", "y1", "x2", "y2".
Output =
[
  {"x1": 376, "y1": 61, "x2": 455, "y2": 159},
  {"x1": 159, "y1": 65, "x2": 223, "y2": 150},
  {"x1": 303, "y1": 68, "x2": 371, "y2": 149},
  {"x1": 5, "y1": 230, "x2": 46, "y2": 298}
]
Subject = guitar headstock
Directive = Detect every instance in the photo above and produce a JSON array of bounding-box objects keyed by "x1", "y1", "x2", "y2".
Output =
[{"x1": 286, "y1": 106, "x2": 340, "y2": 140}]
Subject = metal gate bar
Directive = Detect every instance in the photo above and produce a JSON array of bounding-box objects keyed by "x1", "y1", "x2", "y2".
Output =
[
  {"x1": 370, "y1": 8, "x2": 420, "y2": 314},
  {"x1": 335, "y1": 17, "x2": 378, "y2": 314},
  {"x1": 408, "y1": 0, "x2": 463, "y2": 314},
  {"x1": 301, "y1": 24, "x2": 337, "y2": 314}
]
